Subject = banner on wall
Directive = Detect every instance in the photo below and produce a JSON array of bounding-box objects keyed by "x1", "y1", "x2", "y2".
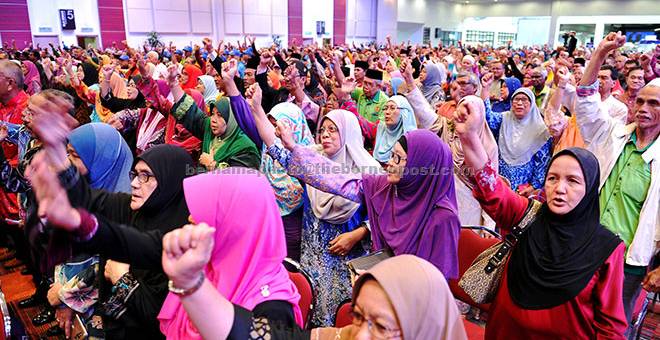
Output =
[{"x1": 59, "y1": 9, "x2": 76, "y2": 30}]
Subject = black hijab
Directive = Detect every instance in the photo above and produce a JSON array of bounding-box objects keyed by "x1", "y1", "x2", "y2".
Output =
[
  {"x1": 507, "y1": 148, "x2": 621, "y2": 310},
  {"x1": 132, "y1": 144, "x2": 194, "y2": 233}
]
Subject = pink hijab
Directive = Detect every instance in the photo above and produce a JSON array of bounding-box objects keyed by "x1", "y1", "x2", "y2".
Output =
[
  {"x1": 22, "y1": 61, "x2": 41, "y2": 95},
  {"x1": 158, "y1": 169, "x2": 303, "y2": 339}
]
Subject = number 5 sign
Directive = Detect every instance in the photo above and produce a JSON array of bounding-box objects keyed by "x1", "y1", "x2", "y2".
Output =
[{"x1": 59, "y1": 9, "x2": 76, "y2": 30}]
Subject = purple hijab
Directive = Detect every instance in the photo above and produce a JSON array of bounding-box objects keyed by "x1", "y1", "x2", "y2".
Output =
[{"x1": 362, "y1": 129, "x2": 460, "y2": 279}]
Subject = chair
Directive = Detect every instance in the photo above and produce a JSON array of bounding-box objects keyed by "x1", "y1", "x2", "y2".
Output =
[
  {"x1": 334, "y1": 299, "x2": 353, "y2": 328},
  {"x1": 283, "y1": 258, "x2": 315, "y2": 329},
  {"x1": 448, "y1": 226, "x2": 501, "y2": 313}
]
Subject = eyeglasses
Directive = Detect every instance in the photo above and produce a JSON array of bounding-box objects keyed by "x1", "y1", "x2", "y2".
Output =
[
  {"x1": 390, "y1": 153, "x2": 407, "y2": 165},
  {"x1": 129, "y1": 170, "x2": 155, "y2": 184},
  {"x1": 512, "y1": 97, "x2": 530, "y2": 103},
  {"x1": 318, "y1": 126, "x2": 338, "y2": 135},
  {"x1": 351, "y1": 308, "x2": 401, "y2": 339}
]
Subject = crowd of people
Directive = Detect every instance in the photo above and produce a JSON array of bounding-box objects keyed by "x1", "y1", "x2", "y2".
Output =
[{"x1": 0, "y1": 29, "x2": 658, "y2": 339}]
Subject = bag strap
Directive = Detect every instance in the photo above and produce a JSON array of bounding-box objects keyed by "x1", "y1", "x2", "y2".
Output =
[{"x1": 484, "y1": 199, "x2": 542, "y2": 274}]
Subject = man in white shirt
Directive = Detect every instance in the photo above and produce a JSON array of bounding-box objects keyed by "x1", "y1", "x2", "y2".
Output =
[
  {"x1": 598, "y1": 65, "x2": 628, "y2": 124},
  {"x1": 147, "y1": 51, "x2": 169, "y2": 81}
]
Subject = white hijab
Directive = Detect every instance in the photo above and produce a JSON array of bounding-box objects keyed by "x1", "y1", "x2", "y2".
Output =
[
  {"x1": 309, "y1": 110, "x2": 381, "y2": 224},
  {"x1": 498, "y1": 87, "x2": 551, "y2": 166}
]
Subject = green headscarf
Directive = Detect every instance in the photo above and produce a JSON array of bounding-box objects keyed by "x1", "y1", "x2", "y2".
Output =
[{"x1": 203, "y1": 97, "x2": 259, "y2": 168}]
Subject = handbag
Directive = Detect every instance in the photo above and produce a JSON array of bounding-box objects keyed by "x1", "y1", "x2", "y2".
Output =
[{"x1": 458, "y1": 199, "x2": 542, "y2": 304}]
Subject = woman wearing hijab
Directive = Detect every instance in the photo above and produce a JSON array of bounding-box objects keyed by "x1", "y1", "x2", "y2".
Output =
[
  {"x1": 404, "y1": 54, "x2": 500, "y2": 227},
  {"x1": 269, "y1": 127, "x2": 460, "y2": 279},
  {"x1": 228, "y1": 78, "x2": 314, "y2": 261},
  {"x1": 45, "y1": 123, "x2": 133, "y2": 337},
  {"x1": 30, "y1": 166, "x2": 305, "y2": 338},
  {"x1": 419, "y1": 62, "x2": 446, "y2": 106},
  {"x1": 164, "y1": 72, "x2": 260, "y2": 169},
  {"x1": 22, "y1": 60, "x2": 42, "y2": 95},
  {"x1": 491, "y1": 77, "x2": 522, "y2": 113},
  {"x1": 35, "y1": 115, "x2": 195, "y2": 340},
  {"x1": 160, "y1": 227, "x2": 468, "y2": 340},
  {"x1": 179, "y1": 64, "x2": 204, "y2": 91},
  {"x1": 67, "y1": 123, "x2": 133, "y2": 193},
  {"x1": 159, "y1": 170, "x2": 303, "y2": 339},
  {"x1": 373, "y1": 95, "x2": 417, "y2": 164},
  {"x1": 257, "y1": 108, "x2": 379, "y2": 326},
  {"x1": 486, "y1": 87, "x2": 553, "y2": 195},
  {"x1": 455, "y1": 102, "x2": 626, "y2": 339},
  {"x1": 196, "y1": 75, "x2": 221, "y2": 106}
]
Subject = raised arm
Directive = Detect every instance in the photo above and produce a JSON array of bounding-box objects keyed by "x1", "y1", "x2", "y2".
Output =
[
  {"x1": 575, "y1": 32, "x2": 626, "y2": 147},
  {"x1": 268, "y1": 122, "x2": 364, "y2": 203},
  {"x1": 223, "y1": 60, "x2": 264, "y2": 148},
  {"x1": 454, "y1": 97, "x2": 529, "y2": 230},
  {"x1": 401, "y1": 59, "x2": 439, "y2": 129}
]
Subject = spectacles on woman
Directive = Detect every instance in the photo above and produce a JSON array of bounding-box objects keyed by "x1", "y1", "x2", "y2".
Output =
[
  {"x1": 390, "y1": 153, "x2": 407, "y2": 165},
  {"x1": 512, "y1": 96, "x2": 530, "y2": 104},
  {"x1": 318, "y1": 126, "x2": 338, "y2": 135},
  {"x1": 129, "y1": 170, "x2": 155, "y2": 184},
  {"x1": 351, "y1": 307, "x2": 401, "y2": 339}
]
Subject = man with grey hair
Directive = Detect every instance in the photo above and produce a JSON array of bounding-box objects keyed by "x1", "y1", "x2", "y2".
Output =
[
  {"x1": 530, "y1": 66, "x2": 550, "y2": 108},
  {"x1": 575, "y1": 32, "x2": 659, "y2": 335},
  {"x1": 146, "y1": 51, "x2": 168, "y2": 80}
]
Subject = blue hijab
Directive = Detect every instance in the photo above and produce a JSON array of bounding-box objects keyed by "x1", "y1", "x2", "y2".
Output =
[
  {"x1": 68, "y1": 123, "x2": 133, "y2": 193},
  {"x1": 373, "y1": 96, "x2": 418, "y2": 163},
  {"x1": 492, "y1": 77, "x2": 522, "y2": 113}
]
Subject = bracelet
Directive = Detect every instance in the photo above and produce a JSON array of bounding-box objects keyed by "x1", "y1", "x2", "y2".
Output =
[{"x1": 168, "y1": 272, "x2": 205, "y2": 297}]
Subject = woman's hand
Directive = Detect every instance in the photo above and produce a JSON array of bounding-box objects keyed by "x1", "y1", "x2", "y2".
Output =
[
  {"x1": 274, "y1": 120, "x2": 296, "y2": 151},
  {"x1": 329, "y1": 227, "x2": 367, "y2": 256},
  {"x1": 453, "y1": 100, "x2": 483, "y2": 138},
  {"x1": 104, "y1": 260, "x2": 130, "y2": 285},
  {"x1": 0, "y1": 124, "x2": 7, "y2": 142},
  {"x1": 31, "y1": 152, "x2": 81, "y2": 231},
  {"x1": 199, "y1": 153, "x2": 216, "y2": 170},
  {"x1": 55, "y1": 306, "x2": 75, "y2": 339},
  {"x1": 245, "y1": 83, "x2": 262, "y2": 112},
  {"x1": 47, "y1": 282, "x2": 62, "y2": 306},
  {"x1": 162, "y1": 223, "x2": 216, "y2": 290},
  {"x1": 166, "y1": 63, "x2": 179, "y2": 85}
]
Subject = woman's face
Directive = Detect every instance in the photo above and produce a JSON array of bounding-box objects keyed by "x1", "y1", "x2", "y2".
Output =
[
  {"x1": 179, "y1": 70, "x2": 189, "y2": 85},
  {"x1": 209, "y1": 106, "x2": 227, "y2": 136},
  {"x1": 385, "y1": 61, "x2": 395, "y2": 73},
  {"x1": 325, "y1": 93, "x2": 339, "y2": 110},
  {"x1": 21, "y1": 63, "x2": 27, "y2": 75},
  {"x1": 353, "y1": 279, "x2": 402, "y2": 340},
  {"x1": 511, "y1": 93, "x2": 531, "y2": 119},
  {"x1": 420, "y1": 68, "x2": 427, "y2": 82},
  {"x1": 130, "y1": 160, "x2": 158, "y2": 210},
  {"x1": 383, "y1": 101, "x2": 401, "y2": 128},
  {"x1": 126, "y1": 80, "x2": 138, "y2": 100},
  {"x1": 195, "y1": 78, "x2": 206, "y2": 94},
  {"x1": 383, "y1": 82, "x2": 394, "y2": 97},
  {"x1": 76, "y1": 67, "x2": 85, "y2": 81},
  {"x1": 500, "y1": 82, "x2": 510, "y2": 100},
  {"x1": 66, "y1": 144, "x2": 88, "y2": 176},
  {"x1": 319, "y1": 118, "x2": 341, "y2": 157},
  {"x1": 386, "y1": 142, "x2": 407, "y2": 184},
  {"x1": 544, "y1": 155, "x2": 586, "y2": 215}
]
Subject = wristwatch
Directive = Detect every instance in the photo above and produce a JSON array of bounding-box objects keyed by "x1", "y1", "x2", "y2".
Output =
[{"x1": 168, "y1": 272, "x2": 205, "y2": 297}]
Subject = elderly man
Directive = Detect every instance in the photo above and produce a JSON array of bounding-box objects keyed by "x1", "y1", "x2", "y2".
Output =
[
  {"x1": 146, "y1": 51, "x2": 169, "y2": 80},
  {"x1": 575, "y1": 32, "x2": 659, "y2": 336},
  {"x1": 351, "y1": 68, "x2": 389, "y2": 123},
  {"x1": 529, "y1": 66, "x2": 550, "y2": 108}
]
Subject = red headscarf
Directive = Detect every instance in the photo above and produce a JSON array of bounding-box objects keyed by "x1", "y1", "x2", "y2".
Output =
[{"x1": 181, "y1": 64, "x2": 203, "y2": 90}]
